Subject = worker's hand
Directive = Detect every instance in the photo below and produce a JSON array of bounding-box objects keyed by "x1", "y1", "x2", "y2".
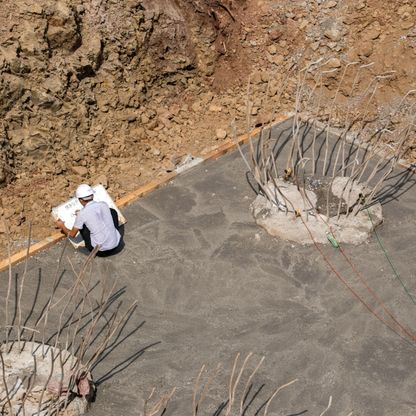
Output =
[{"x1": 56, "y1": 219, "x2": 65, "y2": 229}]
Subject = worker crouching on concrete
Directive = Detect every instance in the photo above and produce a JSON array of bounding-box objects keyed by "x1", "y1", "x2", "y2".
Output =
[{"x1": 56, "y1": 184, "x2": 124, "y2": 257}]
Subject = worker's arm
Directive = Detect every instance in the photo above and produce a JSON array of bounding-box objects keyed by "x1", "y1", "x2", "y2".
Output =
[{"x1": 56, "y1": 219, "x2": 80, "y2": 238}]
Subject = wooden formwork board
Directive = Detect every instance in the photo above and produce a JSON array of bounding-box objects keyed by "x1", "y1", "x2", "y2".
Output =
[{"x1": 0, "y1": 233, "x2": 65, "y2": 272}]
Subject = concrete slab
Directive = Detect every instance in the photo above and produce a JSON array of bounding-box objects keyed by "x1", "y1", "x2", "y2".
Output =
[{"x1": 1, "y1": 120, "x2": 416, "y2": 415}]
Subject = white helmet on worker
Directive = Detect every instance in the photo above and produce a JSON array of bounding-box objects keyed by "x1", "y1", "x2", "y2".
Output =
[{"x1": 75, "y1": 184, "x2": 94, "y2": 200}]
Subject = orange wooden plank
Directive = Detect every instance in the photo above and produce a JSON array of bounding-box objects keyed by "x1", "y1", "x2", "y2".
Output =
[
  {"x1": 116, "y1": 171, "x2": 177, "y2": 207},
  {"x1": 0, "y1": 232, "x2": 65, "y2": 273},
  {"x1": 201, "y1": 115, "x2": 291, "y2": 161},
  {"x1": 201, "y1": 126, "x2": 263, "y2": 161}
]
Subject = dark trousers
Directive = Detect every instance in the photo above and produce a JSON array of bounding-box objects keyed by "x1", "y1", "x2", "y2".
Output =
[{"x1": 79, "y1": 208, "x2": 124, "y2": 257}]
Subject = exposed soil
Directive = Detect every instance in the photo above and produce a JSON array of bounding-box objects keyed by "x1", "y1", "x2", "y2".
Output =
[{"x1": 0, "y1": 0, "x2": 415, "y2": 255}]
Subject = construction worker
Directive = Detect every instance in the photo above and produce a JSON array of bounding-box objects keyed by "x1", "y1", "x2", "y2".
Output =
[{"x1": 56, "y1": 184, "x2": 124, "y2": 257}]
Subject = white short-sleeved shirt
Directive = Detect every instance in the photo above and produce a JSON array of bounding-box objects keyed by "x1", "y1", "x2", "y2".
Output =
[{"x1": 74, "y1": 200, "x2": 121, "y2": 251}]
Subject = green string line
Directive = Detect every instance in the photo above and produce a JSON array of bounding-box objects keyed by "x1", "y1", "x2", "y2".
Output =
[{"x1": 367, "y1": 209, "x2": 416, "y2": 306}]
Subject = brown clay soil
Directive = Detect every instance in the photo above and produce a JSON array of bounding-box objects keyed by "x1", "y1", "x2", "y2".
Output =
[{"x1": 0, "y1": 0, "x2": 415, "y2": 256}]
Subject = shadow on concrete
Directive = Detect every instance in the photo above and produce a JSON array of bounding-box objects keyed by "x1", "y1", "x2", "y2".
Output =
[
  {"x1": 247, "y1": 121, "x2": 416, "y2": 210},
  {"x1": 1, "y1": 252, "x2": 155, "y2": 389},
  {"x1": 209, "y1": 382, "x2": 308, "y2": 416},
  {"x1": 372, "y1": 168, "x2": 416, "y2": 207},
  {"x1": 95, "y1": 340, "x2": 161, "y2": 385}
]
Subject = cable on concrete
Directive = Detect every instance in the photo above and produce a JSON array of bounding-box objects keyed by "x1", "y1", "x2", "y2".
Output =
[{"x1": 367, "y1": 209, "x2": 416, "y2": 306}]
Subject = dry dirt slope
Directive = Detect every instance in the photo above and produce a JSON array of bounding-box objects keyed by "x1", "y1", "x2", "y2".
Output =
[{"x1": 0, "y1": 0, "x2": 415, "y2": 255}]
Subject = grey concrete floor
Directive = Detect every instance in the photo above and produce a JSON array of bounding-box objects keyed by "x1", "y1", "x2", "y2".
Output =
[{"x1": 1, "y1": 121, "x2": 416, "y2": 415}]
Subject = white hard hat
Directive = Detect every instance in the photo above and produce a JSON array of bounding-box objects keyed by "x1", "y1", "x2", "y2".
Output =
[{"x1": 75, "y1": 184, "x2": 94, "y2": 199}]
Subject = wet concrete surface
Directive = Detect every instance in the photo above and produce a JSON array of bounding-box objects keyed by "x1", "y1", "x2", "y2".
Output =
[{"x1": 1, "y1": 121, "x2": 416, "y2": 415}]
